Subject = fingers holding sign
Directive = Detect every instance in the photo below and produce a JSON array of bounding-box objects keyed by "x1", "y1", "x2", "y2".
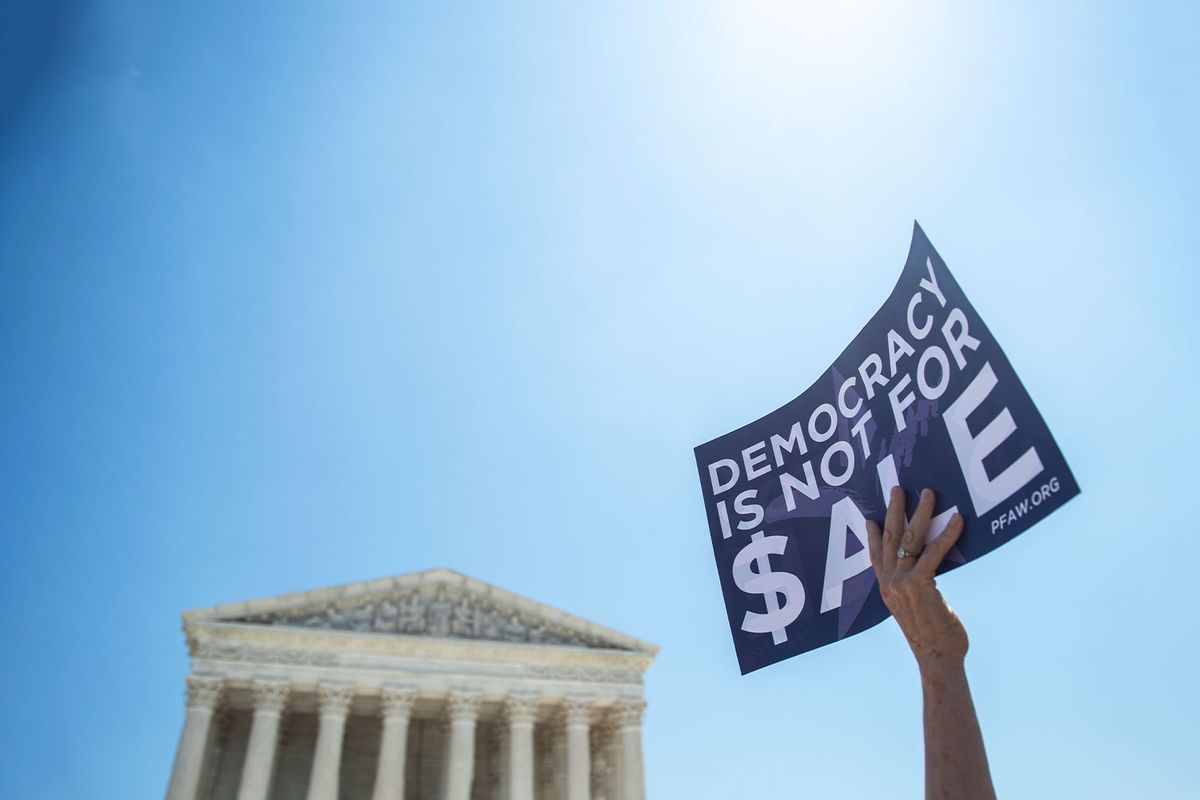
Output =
[
  {"x1": 867, "y1": 487, "x2": 969, "y2": 665},
  {"x1": 879, "y1": 486, "x2": 906, "y2": 575},
  {"x1": 899, "y1": 488, "x2": 936, "y2": 565},
  {"x1": 916, "y1": 512, "x2": 964, "y2": 578}
]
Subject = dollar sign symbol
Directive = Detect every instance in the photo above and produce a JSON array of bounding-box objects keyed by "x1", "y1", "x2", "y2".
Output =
[{"x1": 732, "y1": 532, "x2": 805, "y2": 644}]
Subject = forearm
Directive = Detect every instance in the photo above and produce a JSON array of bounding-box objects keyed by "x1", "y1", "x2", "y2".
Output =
[{"x1": 920, "y1": 657, "x2": 996, "y2": 800}]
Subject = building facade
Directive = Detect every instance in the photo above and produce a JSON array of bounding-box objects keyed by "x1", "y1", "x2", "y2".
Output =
[{"x1": 166, "y1": 569, "x2": 658, "y2": 800}]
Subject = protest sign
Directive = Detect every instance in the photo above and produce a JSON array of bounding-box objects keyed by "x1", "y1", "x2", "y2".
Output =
[{"x1": 694, "y1": 223, "x2": 1079, "y2": 674}]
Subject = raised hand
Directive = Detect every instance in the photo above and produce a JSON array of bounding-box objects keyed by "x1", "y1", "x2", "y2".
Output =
[
  {"x1": 867, "y1": 486, "x2": 996, "y2": 800},
  {"x1": 867, "y1": 486, "x2": 968, "y2": 668}
]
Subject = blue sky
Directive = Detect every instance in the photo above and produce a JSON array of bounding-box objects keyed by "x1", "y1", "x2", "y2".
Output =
[{"x1": 1, "y1": 1, "x2": 1197, "y2": 797}]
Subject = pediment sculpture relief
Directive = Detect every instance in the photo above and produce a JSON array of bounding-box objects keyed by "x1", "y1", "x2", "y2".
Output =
[{"x1": 230, "y1": 586, "x2": 624, "y2": 650}]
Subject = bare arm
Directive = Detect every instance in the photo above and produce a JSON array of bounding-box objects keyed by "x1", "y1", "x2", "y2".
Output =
[{"x1": 867, "y1": 487, "x2": 997, "y2": 800}]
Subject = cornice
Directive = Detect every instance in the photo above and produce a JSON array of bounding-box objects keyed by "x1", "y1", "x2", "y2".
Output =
[
  {"x1": 185, "y1": 621, "x2": 653, "y2": 690},
  {"x1": 187, "y1": 620, "x2": 655, "y2": 673}
]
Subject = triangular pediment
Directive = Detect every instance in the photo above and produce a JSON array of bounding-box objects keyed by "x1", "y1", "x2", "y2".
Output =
[{"x1": 183, "y1": 568, "x2": 654, "y2": 654}]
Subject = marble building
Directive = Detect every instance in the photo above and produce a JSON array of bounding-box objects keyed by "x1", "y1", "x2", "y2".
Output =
[{"x1": 165, "y1": 569, "x2": 658, "y2": 800}]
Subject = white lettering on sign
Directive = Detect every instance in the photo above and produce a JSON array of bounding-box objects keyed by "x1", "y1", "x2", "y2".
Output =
[{"x1": 944, "y1": 362, "x2": 1044, "y2": 516}]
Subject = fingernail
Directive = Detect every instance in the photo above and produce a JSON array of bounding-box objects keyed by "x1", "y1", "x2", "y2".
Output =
[
  {"x1": 891, "y1": 486, "x2": 903, "y2": 500},
  {"x1": 922, "y1": 488, "x2": 933, "y2": 501}
]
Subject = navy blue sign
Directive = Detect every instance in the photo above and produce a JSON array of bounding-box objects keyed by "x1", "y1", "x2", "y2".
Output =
[{"x1": 695, "y1": 223, "x2": 1079, "y2": 674}]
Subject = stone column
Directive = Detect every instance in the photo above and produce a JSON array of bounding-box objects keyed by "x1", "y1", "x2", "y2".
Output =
[
  {"x1": 441, "y1": 693, "x2": 480, "y2": 800},
  {"x1": 612, "y1": 701, "x2": 646, "y2": 800},
  {"x1": 306, "y1": 683, "x2": 354, "y2": 800},
  {"x1": 166, "y1": 675, "x2": 224, "y2": 800},
  {"x1": 563, "y1": 699, "x2": 592, "y2": 800},
  {"x1": 371, "y1": 686, "x2": 416, "y2": 800},
  {"x1": 503, "y1": 695, "x2": 537, "y2": 800},
  {"x1": 236, "y1": 680, "x2": 290, "y2": 800}
]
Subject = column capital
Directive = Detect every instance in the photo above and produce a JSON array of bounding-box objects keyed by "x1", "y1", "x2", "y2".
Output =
[
  {"x1": 502, "y1": 693, "x2": 539, "y2": 726},
  {"x1": 611, "y1": 699, "x2": 646, "y2": 730},
  {"x1": 251, "y1": 679, "x2": 291, "y2": 713},
  {"x1": 445, "y1": 692, "x2": 481, "y2": 724},
  {"x1": 316, "y1": 683, "x2": 355, "y2": 716},
  {"x1": 185, "y1": 675, "x2": 224, "y2": 710},
  {"x1": 562, "y1": 697, "x2": 593, "y2": 728},
  {"x1": 379, "y1": 685, "x2": 417, "y2": 720}
]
